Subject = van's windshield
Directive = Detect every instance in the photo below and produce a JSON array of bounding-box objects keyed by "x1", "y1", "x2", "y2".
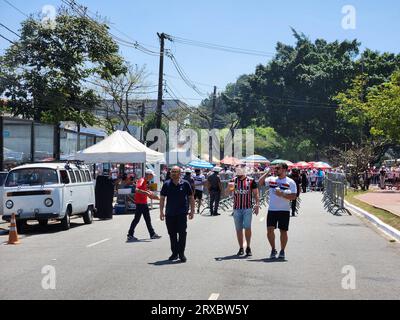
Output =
[{"x1": 5, "y1": 168, "x2": 59, "y2": 187}]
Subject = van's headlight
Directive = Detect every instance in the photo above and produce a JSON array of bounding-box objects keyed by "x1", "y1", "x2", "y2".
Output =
[
  {"x1": 44, "y1": 198, "x2": 53, "y2": 207},
  {"x1": 6, "y1": 200, "x2": 14, "y2": 209}
]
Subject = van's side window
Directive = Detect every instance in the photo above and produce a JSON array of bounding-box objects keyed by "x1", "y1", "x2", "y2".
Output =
[
  {"x1": 74, "y1": 170, "x2": 82, "y2": 183},
  {"x1": 80, "y1": 170, "x2": 87, "y2": 182},
  {"x1": 85, "y1": 170, "x2": 91, "y2": 181},
  {"x1": 69, "y1": 170, "x2": 76, "y2": 183},
  {"x1": 60, "y1": 170, "x2": 70, "y2": 184}
]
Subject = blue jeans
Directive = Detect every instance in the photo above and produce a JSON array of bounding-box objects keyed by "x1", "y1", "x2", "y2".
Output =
[{"x1": 233, "y1": 209, "x2": 253, "y2": 231}]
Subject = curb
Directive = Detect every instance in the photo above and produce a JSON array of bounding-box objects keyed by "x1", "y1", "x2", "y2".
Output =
[{"x1": 344, "y1": 200, "x2": 400, "y2": 242}]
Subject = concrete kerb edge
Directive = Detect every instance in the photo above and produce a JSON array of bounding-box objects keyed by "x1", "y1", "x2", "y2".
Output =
[{"x1": 344, "y1": 200, "x2": 400, "y2": 242}]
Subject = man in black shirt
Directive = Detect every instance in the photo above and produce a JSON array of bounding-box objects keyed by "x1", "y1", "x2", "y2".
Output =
[
  {"x1": 160, "y1": 166, "x2": 195, "y2": 263},
  {"x1": 289, "y1": 169, "x2": 301, "y2": 217},
  {"x1": 207, "y1": 167, "x2": 223, "y2": 216}
]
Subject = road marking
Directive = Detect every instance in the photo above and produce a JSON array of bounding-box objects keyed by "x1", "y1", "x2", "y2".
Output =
[
  {"x1": 86, "y1": 238, "x2": 111, "y2": 248},
  {"x1": 208, "y1": 293, "x2": 220, "y2": 300}
]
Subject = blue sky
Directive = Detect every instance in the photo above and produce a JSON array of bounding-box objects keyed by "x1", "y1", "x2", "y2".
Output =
[{"x1": 1, "y1": 0, "x2": 399, "y2": 105}]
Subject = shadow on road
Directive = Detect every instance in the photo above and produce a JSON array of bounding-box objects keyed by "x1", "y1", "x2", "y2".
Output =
[
  {"x1": 248, "y1": 258, "x2": 288, "y2": 263},
  {"x1": 214, "y1": 255, "x2": 248, "y2": 261},
  {"x1": 125, "y1": 239, "x2": 152, "y2": 243},
  {"x1": 148, "y1": 260, "x2": 181, "y2": 266},
  {"x1": 19, "y1": 221, "x2": 83, "y2": 236}
]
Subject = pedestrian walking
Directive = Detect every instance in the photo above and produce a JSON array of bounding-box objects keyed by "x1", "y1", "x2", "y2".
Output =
[
  {"x1": 380, "y1": 166, "x2": 387, "y2": 189},
  {"x1": 183, "y1": 168, "x2": 195, "y2": 191},
  {"x1": 127, "y1": 170, "x2": 161, "y2": 241},
  {"x1": 193, "y1": 169, "x2": 206, "y2": 214},
  {"x1": 289, "y1": 168, "x2": 301, "y2": 217},
  {"x1": 160, "y1": 166, "x2": 195, "y2": 263},
  {"x1": 259, "y1": 163, "x2": 297, "y2": 260},
  {"x1": 226, "y1": 167, "x2": 259, "y2": 257},
  {"x1": 301, "y1": 170, "x2": 308, "y2": 193},
  {"x1": 207, "y1": 167, "x2": 223, "y2": 216}
]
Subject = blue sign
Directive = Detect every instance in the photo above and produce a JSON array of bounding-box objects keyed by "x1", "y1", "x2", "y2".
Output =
[{"x1": 3, "y1": 130, "x2": 10, "y2": 138}]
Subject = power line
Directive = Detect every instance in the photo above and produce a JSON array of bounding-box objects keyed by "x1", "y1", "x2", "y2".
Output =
[
  {"x1": 166, "y1": 52, "x2": 207, "y2": 97},
  {"x1": 0, "y1": 33, "x2": 15, "y2": 44},
  {"x1": 167, "y1": 34, "x2": 276, "y2": 58},
  {"x1": 0, "y1": 22, "x2": 21, "y2": 38},
  {"x1": 163, "y1": 73, "x2": 218, "y2": 89},
  {"x1": 62, "y1": 0, "x2": 161, "y2": 57},
  {"x1": 2, "y1": 0, "x2": 29, "y2": 17}
]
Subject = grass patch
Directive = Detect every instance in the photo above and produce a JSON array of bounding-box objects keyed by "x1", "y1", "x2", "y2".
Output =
[{"x1": 345, "y1": 190, "x2": 400, "y2": 231}]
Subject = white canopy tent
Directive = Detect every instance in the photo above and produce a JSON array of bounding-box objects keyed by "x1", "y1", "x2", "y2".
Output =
[
  {"x1": 73, "y1": 131, "x2": 165, "y2": 191},
  {"x1": 73, "y1": 130, "x2": 164, "y2": 164}
]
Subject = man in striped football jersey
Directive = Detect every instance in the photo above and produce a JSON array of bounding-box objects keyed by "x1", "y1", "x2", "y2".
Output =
[{"x1": 226, "y1": 167, "x2": 260, "y2": 257}]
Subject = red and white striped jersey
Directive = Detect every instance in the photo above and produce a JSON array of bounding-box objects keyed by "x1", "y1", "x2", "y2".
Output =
[{"x1": 232, "y1": 177, "x2": 258, "y2": 210}]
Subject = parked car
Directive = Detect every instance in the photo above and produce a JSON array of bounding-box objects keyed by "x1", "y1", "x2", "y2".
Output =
[{"x1": 2, "y1": 163, "x2": 95, "y2": 233}]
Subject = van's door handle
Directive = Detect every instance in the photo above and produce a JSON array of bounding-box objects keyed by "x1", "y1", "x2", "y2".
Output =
[{"x1": 70, "y1": 190, "x2": 73, "y2": 195}]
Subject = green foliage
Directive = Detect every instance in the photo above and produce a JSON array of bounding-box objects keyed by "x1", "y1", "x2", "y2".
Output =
[
  {"x1": 366, "y1": 71, "x2": 400, "y2": 142},
  {"x1": 0, "y1": 10, "x2": 126, "y2": 125}
]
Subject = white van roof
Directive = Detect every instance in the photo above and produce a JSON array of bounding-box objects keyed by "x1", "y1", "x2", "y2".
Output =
[{"x1": 11, "y1": 163, "x2": 90, "y2": 171}]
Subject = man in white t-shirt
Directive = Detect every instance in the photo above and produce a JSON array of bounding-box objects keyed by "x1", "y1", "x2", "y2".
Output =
[
  {"x1": 193, "y1": 169, "x2": 206, "y2": 214},
  {"x1": 259, "y1": 163, "x2": 297, "y2": 260}
]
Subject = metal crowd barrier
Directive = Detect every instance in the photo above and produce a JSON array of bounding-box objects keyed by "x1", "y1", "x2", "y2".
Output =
[{"x1": 322, "y1": 173, "x2": 351, "y2": 216}]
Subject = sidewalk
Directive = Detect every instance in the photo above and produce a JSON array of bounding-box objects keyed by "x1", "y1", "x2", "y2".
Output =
[{"x1": 354, "y1": 190, "x2": 400, "y2": 218}]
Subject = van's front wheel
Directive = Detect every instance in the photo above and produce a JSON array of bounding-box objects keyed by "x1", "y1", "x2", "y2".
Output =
[
  {"x1": 83, "y1": 206, "x2": 94, "y2": 224},
  {"x1": 60, "y1": 209, "x2": 71, "y2": 231}
]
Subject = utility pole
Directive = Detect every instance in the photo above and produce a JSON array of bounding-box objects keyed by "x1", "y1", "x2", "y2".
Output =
[
  {"x1": 156, "y1": 33, "x2": 166, "y2": 130},
  {"x1": 140, "y1": 102, "x2": 145, "y2": 143},
  {"x1": 209, "y1": 86, "x2": 217, "y2": 164}
]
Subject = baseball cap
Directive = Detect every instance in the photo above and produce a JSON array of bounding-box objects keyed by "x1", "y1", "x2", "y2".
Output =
[
  {"x1": 184, "y1": 168, "x2": 192, "y2": 174},
  {"x1": 145, "y1": 169, "x2": 155, "y2": 176},
  {"x1": 212, "y1": 166, "x2": 222, "y2": 173},
  {"x1": 235, "y1": 167, "x2": 246, "y2": 176}
]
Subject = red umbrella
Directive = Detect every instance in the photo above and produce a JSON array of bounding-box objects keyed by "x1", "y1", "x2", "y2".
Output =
[
  {"x1": 220, "y1": 156, "x2": 243, "y2": 166},
  {"x1": 292, "y1": 161, "x2": 311, "y2": 169},
  {"x1": 314, "y1": 162, "x2": 332, "y2": 170}
]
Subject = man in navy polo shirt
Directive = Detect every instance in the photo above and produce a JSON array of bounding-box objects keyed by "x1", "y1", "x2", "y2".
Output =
[{"x1": 160, "y1": 166, "x2": 195, "y2": 263}]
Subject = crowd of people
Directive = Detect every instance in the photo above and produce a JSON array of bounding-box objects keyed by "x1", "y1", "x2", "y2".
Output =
[
  {"x1": 113, "y1": 160, "x2": 400, "y2": 263},
  {"x1": 124, "y1": 163, "x2": 306, "y2": 263}
]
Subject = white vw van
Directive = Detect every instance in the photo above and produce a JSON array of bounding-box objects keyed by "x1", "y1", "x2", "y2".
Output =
[{"x1": 2, "y1": 163, "x2": 95, "y2": 232}]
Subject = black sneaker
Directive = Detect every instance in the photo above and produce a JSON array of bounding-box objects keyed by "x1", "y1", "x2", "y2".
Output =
[
  {"x1": 245, "y1": 247, "x2": 252, "y2": 257},
  {"x1": 237, "y1": 248, "x2": 244, "y2": 256},
  {"x1": 278, "y1": 250, "x2": 285, "y2": 260},
  {"x1": 179, "y1": 254, "x2": 187, "y2": 263},
  {"x1": 169, "y1": 254, "x2": 179, "y2": 261},
  {"x1": 150, "y1": 233, "x2": 161, "y2": 239},
  {"x1": 127, "y1": 235, "x2": 138, "y2": 242},
  {"x1": 269, "y1": 249, "x2": 277, "y2": 259}
]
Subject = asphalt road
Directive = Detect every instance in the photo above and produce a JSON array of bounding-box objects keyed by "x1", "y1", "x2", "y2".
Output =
[{"x1": 0, "y1": 192, "x2": 399, "y2": 300}]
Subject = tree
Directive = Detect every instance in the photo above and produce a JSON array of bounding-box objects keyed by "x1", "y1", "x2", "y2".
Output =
[
  {"x1": 0, "y1": 8, "x2": 126, "y2": 126},
  {"x1": 334, "y1": 70, "x2": 400, "y2": 165},
  {"x1": 96, "y1": 64, "x2": 150, "y2": 134},
  {"x1": 366, "y1": 71, "x2": 400, "y2": 143}
]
